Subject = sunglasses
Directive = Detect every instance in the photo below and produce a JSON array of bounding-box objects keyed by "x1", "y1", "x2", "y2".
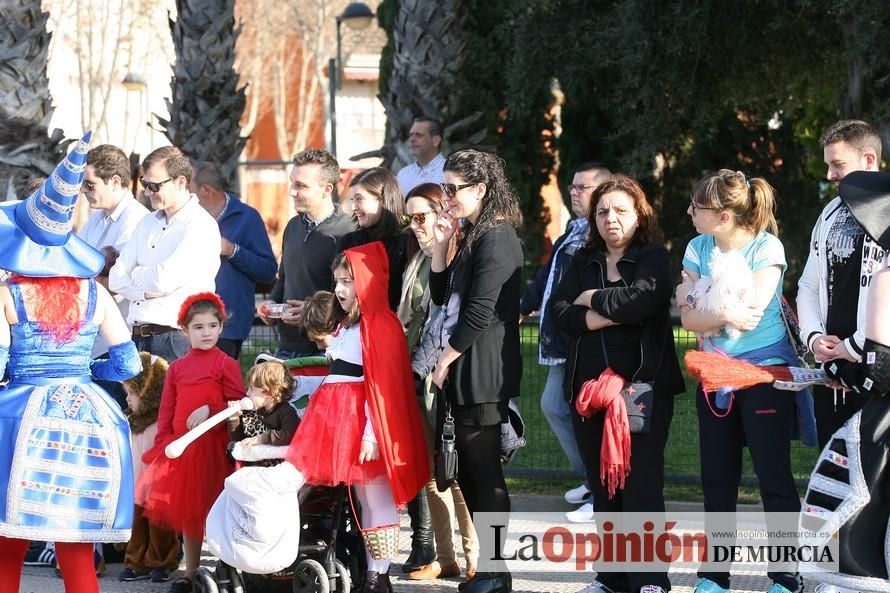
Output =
[
  {"x1": 690, "y1": 201, "x2": 717, "y2": 215},
  {"x1": 567, "y1": 184, "x2": 596, "y2": 193},
  {"x1": 141, "y1": 177, "x2": 173, "y2": 193},
  {"x1": 440, "y1": 182, "x2": 476, "y2": 198},
  {"x1": 401, "y1": 211, "x2": 436, "y2": 226}
]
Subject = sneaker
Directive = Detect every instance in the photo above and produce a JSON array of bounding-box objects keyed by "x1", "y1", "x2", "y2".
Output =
[
  {"x1": 23, "y1": 541, "x2": 56, "y2": 566},
  {"x1": 566, "y1": 502, "x2": 595, "y2": 523},
  {"x1": 694, "y1": 578, "x2": 731, "y2": 593},
  {"x1": 767, "y1": 583, "x2": 804, "y2": 593},
  {"x1": 814, "y1": 584, "x2": 860, "y2": 593},
  {"x1": 564, "y1": 483, "x2": 592, "y2": 504},
  {"x1": 150, "y1": 568, "x2": 171, "y2": 583},
  {"x1": 577, "y1": 580, "x2": 617, "y2": 593},
  {"x1": 641, "y1": 586, "x2": 667, "y2": 593},
  {"x1": 120, "y1": 568, "x2": 151, "y2": 581}
]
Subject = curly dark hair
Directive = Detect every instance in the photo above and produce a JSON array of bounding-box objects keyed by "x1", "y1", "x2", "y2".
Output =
[{"x1": 443, "y1": 150, "x2": 522, "y2": 253}]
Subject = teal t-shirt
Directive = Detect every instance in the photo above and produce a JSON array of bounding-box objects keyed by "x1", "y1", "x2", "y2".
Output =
[{"x1": 682, "y1": 232, "x2": 787, "y2": 362}]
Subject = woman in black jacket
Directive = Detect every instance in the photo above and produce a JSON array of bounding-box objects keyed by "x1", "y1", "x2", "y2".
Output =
[
  {"x1": 339, "y1": 167, "x2": 411, "y2": 311},
  {"x1": 551, "y1": 175, "x2": 685, "y2": 593},
  {"x1": 429, "y1": 150, "x2": 523, "y2": 593}
]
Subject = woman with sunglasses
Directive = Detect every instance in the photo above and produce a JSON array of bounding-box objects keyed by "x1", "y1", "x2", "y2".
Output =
[
  {"x1": 429, "y1": 150, "x2": 523, "y2": 593},
  {"x1": 676, "y1": 170, "x2": 805, "y2": 593},
  {"x1": 339, "y1": 168, "x2": 409, "y2": 311},
  {"x1": 397, "y1": 183, "x2": 478, "y2": 582}
]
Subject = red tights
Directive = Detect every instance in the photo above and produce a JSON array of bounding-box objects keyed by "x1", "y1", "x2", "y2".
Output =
[{"x1": 0, "y1": 536, "x2": 98, "y2": 593}]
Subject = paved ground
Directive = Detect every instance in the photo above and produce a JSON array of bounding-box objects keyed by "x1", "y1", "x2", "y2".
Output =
[{"x1": 18, "y1": 497, "x2": 776, "y2": 593}]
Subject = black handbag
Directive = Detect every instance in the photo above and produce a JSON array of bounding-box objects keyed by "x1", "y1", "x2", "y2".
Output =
[{"x1": 435, "y1": 402, "x2": 458, "y2": 492}]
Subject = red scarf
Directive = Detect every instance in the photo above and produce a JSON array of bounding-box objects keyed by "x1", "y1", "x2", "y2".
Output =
[{"x1": 575, "y1": 368, "x2": 631, "y2": 498}]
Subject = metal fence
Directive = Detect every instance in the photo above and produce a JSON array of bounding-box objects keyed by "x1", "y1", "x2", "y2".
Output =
[{"x1": 238, "y1": 317, "x2": 819, "y2": 486}]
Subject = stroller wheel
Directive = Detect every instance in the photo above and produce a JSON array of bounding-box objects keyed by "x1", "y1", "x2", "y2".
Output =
[
  {"x1": 292, "y1": 558, "x2": 330, "y2": 593},
  {"x1": 332, "y1": 559, "x2": 351, "y2": 593},
  {"x1": 193, "y1": 567, "x2": 220, "y2": 593}
]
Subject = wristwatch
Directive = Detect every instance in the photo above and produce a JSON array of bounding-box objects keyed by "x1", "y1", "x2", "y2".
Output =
[{"x1": 681, "y1": 291, "x2": 697, "y2": 309}]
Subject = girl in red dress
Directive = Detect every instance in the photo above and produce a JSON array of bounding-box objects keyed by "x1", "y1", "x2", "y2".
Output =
[
  {"x1": 286, "y1": 242, "x2": 429, "y2": 593},
  {"x1": 139, "y1": 293, "x2": 244, "y2": 593}
]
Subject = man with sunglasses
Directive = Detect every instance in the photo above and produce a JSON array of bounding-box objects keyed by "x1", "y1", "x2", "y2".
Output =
[
  {"x1": 79, "y1": 145, "x2": 149, "y2": 291},
  {"x1": 109, "y1": 146, "x2": 221, "y2": 363},
  {"x1": 397, "y1": 117, "x2": 446, "y2": 194},
  {"x1": 797, "y1": 120, "x2": 886, "y2": 451},
  {"x1": 520, "y1": 161, "x2": 611, "y2": 523}
]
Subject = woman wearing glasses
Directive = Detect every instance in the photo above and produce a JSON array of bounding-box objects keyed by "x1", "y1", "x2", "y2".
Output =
[
  {"x1": 397, "y1": 183, "x2": 478, "y2": 582},
  {"x1": 339, "y1": 167, "x2": 409, "y2": 310},
  {"x1": 675, "y1": 170, "x2": 805, "y2": 593},
  {"x1": 429, "y1": 150, "x2": 523, "y2": 593},
  {"x1": 550, "y1": 175, "x2": 684, "y2": 593}
]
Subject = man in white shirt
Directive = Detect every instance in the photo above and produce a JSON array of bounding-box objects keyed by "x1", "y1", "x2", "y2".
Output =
[
  {"x1": 79, "y1": 145, "x2": 149, "y2": 318},
  {"x1": 396, "y1": 117, "x2": 446, "y2": 194},
  {"x1": 109, "y1": 146, "x2": 221, "y2": 362}
]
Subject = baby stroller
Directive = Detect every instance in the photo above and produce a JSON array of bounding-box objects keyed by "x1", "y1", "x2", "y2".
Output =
[
  {"x1": 194, "y1": 355, "x2": 367, "y2": 593},
  {"x1": 194, "y1": 483, "x2": 365, "y2": 593}
]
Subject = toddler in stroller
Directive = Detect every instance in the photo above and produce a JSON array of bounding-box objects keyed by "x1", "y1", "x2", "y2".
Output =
[{"x1": 198, "y1": 355, "x2": 367, "y2": 593}]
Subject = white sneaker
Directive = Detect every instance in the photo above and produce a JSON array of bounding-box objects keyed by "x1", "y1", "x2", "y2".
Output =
[
  {"x1": 640, "y1": 586, "x2": 667, "y2": 593},
  {"x1": 564, "y1": 483, "x2": 591, "y2": 504},
  {"x1": 814, "y1": 584, "x2": 860, "y2": 593},
  {"x1": 566, "y1": 502, "x2": 595, "y2": 523},
  {"x1": 577, "y1": 580, "x2": 615, "y2": 593}
]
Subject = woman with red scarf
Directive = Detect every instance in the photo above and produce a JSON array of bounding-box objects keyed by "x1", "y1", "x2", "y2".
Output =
[{"x1": 551, "y1": 174, "x2": 685, "y2": 593}]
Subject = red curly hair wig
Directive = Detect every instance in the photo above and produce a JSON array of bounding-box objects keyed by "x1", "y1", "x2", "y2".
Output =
[{"x1": 9, "y1": 275, "x2": 83, "y2": 344}]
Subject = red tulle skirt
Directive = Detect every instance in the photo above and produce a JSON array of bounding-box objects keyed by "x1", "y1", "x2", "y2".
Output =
[
  {"x1": 139, "y1": 426, "x2": 232, "y2": 539},
  {"x1": 286, "y1": 380, "x2": 385, "y2": 485}
]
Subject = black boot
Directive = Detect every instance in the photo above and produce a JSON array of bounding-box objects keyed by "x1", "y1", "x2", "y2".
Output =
[
  {"x1": 462, "y1": 571, "x2": 512, "y2": 593},
  {"x1": 401, "y1": 490, "x2": 435, "y2": 572},
  {"x1": 359, "y1": 571, "x2": 394, "y2": 593}
]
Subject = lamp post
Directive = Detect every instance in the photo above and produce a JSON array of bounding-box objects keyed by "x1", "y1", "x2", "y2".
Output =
[
  {"x1": 122, "y1": 72, "x2": 148, "y2": 197},
  {"x1": 329, "y1": 2, "x2": 375, "y2": 158},
  {"x1": 122, "y1": 72, "x2": 149, "y2": 149}
]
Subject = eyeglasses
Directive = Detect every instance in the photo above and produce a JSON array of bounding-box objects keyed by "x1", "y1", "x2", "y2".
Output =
[
  {"x1": 141, "y1": 177, "x2": 173, "y2": 193},
  {"x1": 82, "y1": 180, "x2": 97, "y2": 191},
  {"x1": 401, "y1": 211, "x2": 435, "y2": 226},
  {"x1": 440, "y1": 182, "x2": 476, "y2": 198},
  {"x1": 690, "y1": 201, "x2": 717, "y2": 215},
  {"x1": 567, "y1": 184, "x2": 596, "y2": 193}
]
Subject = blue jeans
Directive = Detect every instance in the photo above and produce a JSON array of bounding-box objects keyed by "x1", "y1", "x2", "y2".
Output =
[
  {"x1": 134, "y1": 331, "x2": 190, "y2": 363},
  {"x1": 540, "y1": 364, "x2": 587, "y2": 479}
]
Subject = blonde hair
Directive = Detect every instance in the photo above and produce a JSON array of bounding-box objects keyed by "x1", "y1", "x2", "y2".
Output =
[
  {"x1": 245, "y1": 361, "x2": 294, "y2": 405},
  {"x1": 691, "y1": 169, "x2": 778, "y2": 235}
]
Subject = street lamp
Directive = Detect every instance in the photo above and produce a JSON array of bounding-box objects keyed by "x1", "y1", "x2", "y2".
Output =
[
  {"x1": 122, "y1": 72, "x2": 149, "y2": 196},
  {"x1": 329, "y1": 2, "x2": 375, "y2": 157}
]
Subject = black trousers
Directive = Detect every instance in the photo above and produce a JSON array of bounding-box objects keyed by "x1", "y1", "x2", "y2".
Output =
[
  {"x1": 696, "y1": 383, "x2": 801, "y2": 592},
  {"x1": 572, "y1": 392, "x2": 675, "y2": 592},
  {"x1": 812, "y1": 384, "x2": 868, "y2": 450}
]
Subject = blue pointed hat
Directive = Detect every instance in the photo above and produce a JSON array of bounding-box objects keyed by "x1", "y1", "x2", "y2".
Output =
[{"x1": 0, "y1": 132, "x2": 104, "y2": 278}]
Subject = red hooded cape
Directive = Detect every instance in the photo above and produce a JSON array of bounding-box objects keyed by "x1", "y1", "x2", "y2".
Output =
[{"x1": 344, "y1": 242, "x2": 430, "y2": 505}]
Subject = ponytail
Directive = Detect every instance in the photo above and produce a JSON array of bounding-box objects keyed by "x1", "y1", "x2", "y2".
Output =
[
  {"x1": 745, "y1": 177, "x2": 778, "y2": 235},
  {"x1": 692, "y1": 169, "x2": 778, "y2": 235}
]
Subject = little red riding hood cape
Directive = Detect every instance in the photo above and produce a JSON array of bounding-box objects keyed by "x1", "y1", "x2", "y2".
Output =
[{"x1": 344, "y1": 242, "x2": 430, "y2": 505}]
